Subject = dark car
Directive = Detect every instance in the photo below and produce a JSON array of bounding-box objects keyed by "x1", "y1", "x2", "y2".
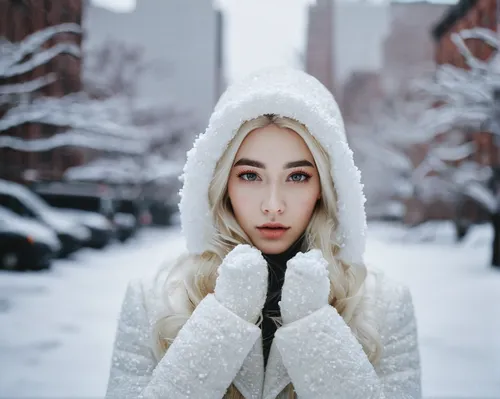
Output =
[
  {"x1": 0, "y1": 180, "x2": 90, "y2": 257},
  {"x1": 114, "y1": 198, "x2": 140, "y2": 242},
  {"x1": 113, "y1": 211, "x2": 137, "y2": 242},
  {"x1": 0, "y1": 206, "x2": 61, "y2": 271},
  {"x1": 115, "y1": 197, "x2": 153, "y2": 241},
  {"x1": 32, "y1": 182, "x2": 115, "y2": 216},
  {"x1": 34, "y1": 191, "x2": 115, "y2": 249}
]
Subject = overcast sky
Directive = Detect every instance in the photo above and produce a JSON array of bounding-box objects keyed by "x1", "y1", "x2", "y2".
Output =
[{"x1": 90, "y1": 0, "x2": 315, "y2": 82}]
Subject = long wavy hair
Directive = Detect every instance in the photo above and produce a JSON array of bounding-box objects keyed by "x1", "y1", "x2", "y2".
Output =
[{"x1": 152, "y1": 115, "x2": 382, "y2": 398}]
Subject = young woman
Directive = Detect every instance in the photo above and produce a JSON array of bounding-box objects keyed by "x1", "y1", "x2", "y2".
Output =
[{"x1": 105, "y1": 68, "x2": 422, "y2": 399}]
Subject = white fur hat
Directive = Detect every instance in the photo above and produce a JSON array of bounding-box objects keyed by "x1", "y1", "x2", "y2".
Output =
[{"x1": 179, "y1": 68, "x2": 366, "y2": 265}]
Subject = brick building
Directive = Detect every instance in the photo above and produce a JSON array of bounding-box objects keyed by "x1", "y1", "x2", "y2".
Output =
[
  {"x1": 433, "y1": 0, "x2": 497, "y2": 66},
  {"x1": 428, "y1": 0, "x2": 498, "y2": 223},
  {"x1": 341, "y1": 71, "x2": 384, "y2": 125},
  {"x1": 305, "y1": 0, "x2": 389, "y2": 114},
  {"x1": 305, "y1": 0, "x2": 336, "y2": 97},
  {"x1": 433, "y1": 0, "x2": 498, "y2": 167},
  {"x1": 341, "y1": 1, "x2": 448, "y2": 125},
  {"x1": 305, "y1": 0, "x2": 447, "y2": 125},
  {"x1": 383, "y1": 2, "x2": 448, "y2": 92},
  {"x1": 0, "y1": 0, "x2": 84, "y2": 182}
]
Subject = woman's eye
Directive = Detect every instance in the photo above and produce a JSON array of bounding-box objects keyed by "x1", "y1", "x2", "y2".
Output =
[
  {"x1": 289, "y1": 173, "x2": 309, "y2": 182},
  {"x1": 240, "y1": 173, "x2": 258, "y2": 181}
]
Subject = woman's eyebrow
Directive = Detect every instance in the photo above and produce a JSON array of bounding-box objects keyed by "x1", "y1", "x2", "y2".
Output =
[
  {"x1": 284, "y1": 160, "x2": 315, "y2": 169},
  {"x1": 233, "y1": 158, "x2": 265, "y2": 168},
  {"x1": 233, "y1": 158, "x2": 315, "y2": 169}
]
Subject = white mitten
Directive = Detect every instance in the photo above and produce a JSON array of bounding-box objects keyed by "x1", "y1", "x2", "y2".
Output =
[
  {"x1": 280, "y1": 249, "x2": 330, "y2": 324},
  {"x1": 214, "y1": 244, "x2": 268, "y2": 323}
]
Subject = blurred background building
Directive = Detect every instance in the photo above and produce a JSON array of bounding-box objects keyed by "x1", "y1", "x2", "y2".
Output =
[
  {"x1": 306, "y1": 0, "x2": 449, "y2": 124},
  {"x1": 383, "y1": 1, "x2": 449, "y2": 91},
  {"x1": 434, "y1": 0, "x2": 496, "y2": 66},
  {"x1": 0, "y1": 0, "x2": 224, "y2": 183},
  {"x1": 425, "y1": 0, "x2": 500, "y2": 225},
  {"x1": 84, "y1": 0, "x2": 225, "y2": 132},
  {"x1": 306, "y1": 0, "x2": 389, "y2": 109},
  {"x1": 305, "y1": 0, "x2": 500, "y2": 229},
  {"x1": 433, "y1": 0, "x2": 498, "y2": 169},
  {"x1": 0, "y1": 0, "x2": 84, "y2": 181}
]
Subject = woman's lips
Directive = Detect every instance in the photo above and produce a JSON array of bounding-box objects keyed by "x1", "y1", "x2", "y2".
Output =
[{"x1": 256, "y1": 227, "x2": 290, "y2": 239}]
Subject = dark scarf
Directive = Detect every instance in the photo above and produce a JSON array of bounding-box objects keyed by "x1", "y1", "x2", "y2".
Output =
[{"x1": 261, "y1": 236, "x2": 304, "y2": 368}]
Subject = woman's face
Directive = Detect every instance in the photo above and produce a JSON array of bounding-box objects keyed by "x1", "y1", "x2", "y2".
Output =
[{"x1": 228, "y1": 124, "x2": 321, "y2": 254}]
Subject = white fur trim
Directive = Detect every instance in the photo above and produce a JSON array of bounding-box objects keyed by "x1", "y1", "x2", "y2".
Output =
[{"x1": 179, "y1": 68, "x2": 366, "y2": 264}]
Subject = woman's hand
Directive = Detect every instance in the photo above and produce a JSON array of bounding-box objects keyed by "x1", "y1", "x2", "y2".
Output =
[
  {"x1": 214, "y1": 244, "x2": 268, "y2": 323},
  {"x1": 280, "y1": 249, "x2": 330, "y2": 324}
]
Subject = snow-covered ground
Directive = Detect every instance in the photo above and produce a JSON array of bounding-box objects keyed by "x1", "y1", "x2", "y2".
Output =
[
  {"x1": 0, "y1": 222, "x2": 499, "y2": 398},
  {"x1": 367, "y1": 222, "x2": 500, "y2": 398},
  {"x1": 0, "y1": 227, "x2": 184, "y2": 398}
]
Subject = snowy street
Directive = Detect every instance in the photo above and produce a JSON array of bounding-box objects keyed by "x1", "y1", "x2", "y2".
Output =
[{"x1": 1, "y1": 223, "x2": 499, "y2": 398}]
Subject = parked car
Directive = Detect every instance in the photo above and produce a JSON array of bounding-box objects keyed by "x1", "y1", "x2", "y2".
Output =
[
  {"x1": 33, "y1": 183, "x2": 117, "y2": 246},
  {"x1": 115, "y1": 196, "x2": 153, "y2": 241},
  {"x1": 0, "y1": 206, "x2": 61, "y2": 271},
  {"x1": 113, "y1": 211, "x2": 136, "y2": 242},
  {"x1": 0, "y1": 180, "x2": 90, "y2": 257},
  {"x1": 141, "y1": 161, "x2": 183, "y2": 226},
  {"x1": 33, "y1": 191, "x2": 115, "y2": 249},
  {"x1": 57, "y1": 208, "x2": 114, "y2": 249},
  {"x1": 33, "y1": 185, "x2": 115, "y2": 218},
  {"x1": 149, "y1": 200, "x2": 179, "y2": 226}
]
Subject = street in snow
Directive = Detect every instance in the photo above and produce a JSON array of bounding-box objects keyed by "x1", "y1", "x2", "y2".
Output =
[{"x1": 0, "y1": 223, "x2": 499, "y2": 398}]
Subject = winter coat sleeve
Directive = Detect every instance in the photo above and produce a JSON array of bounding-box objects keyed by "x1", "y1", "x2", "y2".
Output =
[
  {"x1": 273, "y1": 284, "x2": 421, "y2": 399},
  {"x1": 105, "y1": 279, "x2": 262, "y2": 399}
]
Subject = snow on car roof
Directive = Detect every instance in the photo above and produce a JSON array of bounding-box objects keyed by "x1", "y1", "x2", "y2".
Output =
[
  {"x1": 0, "y1": 205, "x2": 19, "y2": 225},
  {"x1": 0, "y1": 179, "x2": 51, "y2": 213},
  {"x1": 34, "y1": 181, "x2": 114, "y2": 197}
]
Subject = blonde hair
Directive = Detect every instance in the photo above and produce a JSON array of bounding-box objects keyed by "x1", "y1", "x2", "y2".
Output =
[{"x1": 152, "y1": 115, "x2": 382, "y2": 398}]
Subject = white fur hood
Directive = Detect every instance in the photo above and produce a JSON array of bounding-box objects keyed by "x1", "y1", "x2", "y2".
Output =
[{"x1": 179, "y1": 68, "x2": 367, "y2": 265}]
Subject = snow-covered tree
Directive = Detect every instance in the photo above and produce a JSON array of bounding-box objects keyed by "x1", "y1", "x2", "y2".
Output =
[
  {"x1": 352, "y1": 27, "x2": 500, "y2": 250},
  {"x1": 0, "y1": 93, "x2": 151, "y2": 153},
  {"x1": 63, "y1": 40, "x2": 193, "y2": 191},
  {"x1": 82, "y1": 39, "x2": 165, "y2": 100},
  {"x1": 0, "y1": 24, "x2": 191, "y2": 227},
  {"x1": 409, "y1": 27, "x2": 500, "y2": 266},
  {"x1": 0, "y1": 24, "x2": 153, "y2": 157},
  {"x1": 350, "y1": 114, "x2": 413, "y2": 221},
  {"x1": 350, "y1": 89, "x2": 443, "y2": 222},
  {"x1": 0, "y1": 23, "x2": 81, "y2": 105}
]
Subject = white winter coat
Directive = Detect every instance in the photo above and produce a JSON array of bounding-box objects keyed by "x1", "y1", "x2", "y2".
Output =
[{"x1": 105, "y1": 68, "x2": 422, "y2": 398}]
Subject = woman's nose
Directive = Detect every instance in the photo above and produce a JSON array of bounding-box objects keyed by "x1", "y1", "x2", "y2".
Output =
[{"x1": 261, "y1": 186, "x2": 285, "y2": 215}]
